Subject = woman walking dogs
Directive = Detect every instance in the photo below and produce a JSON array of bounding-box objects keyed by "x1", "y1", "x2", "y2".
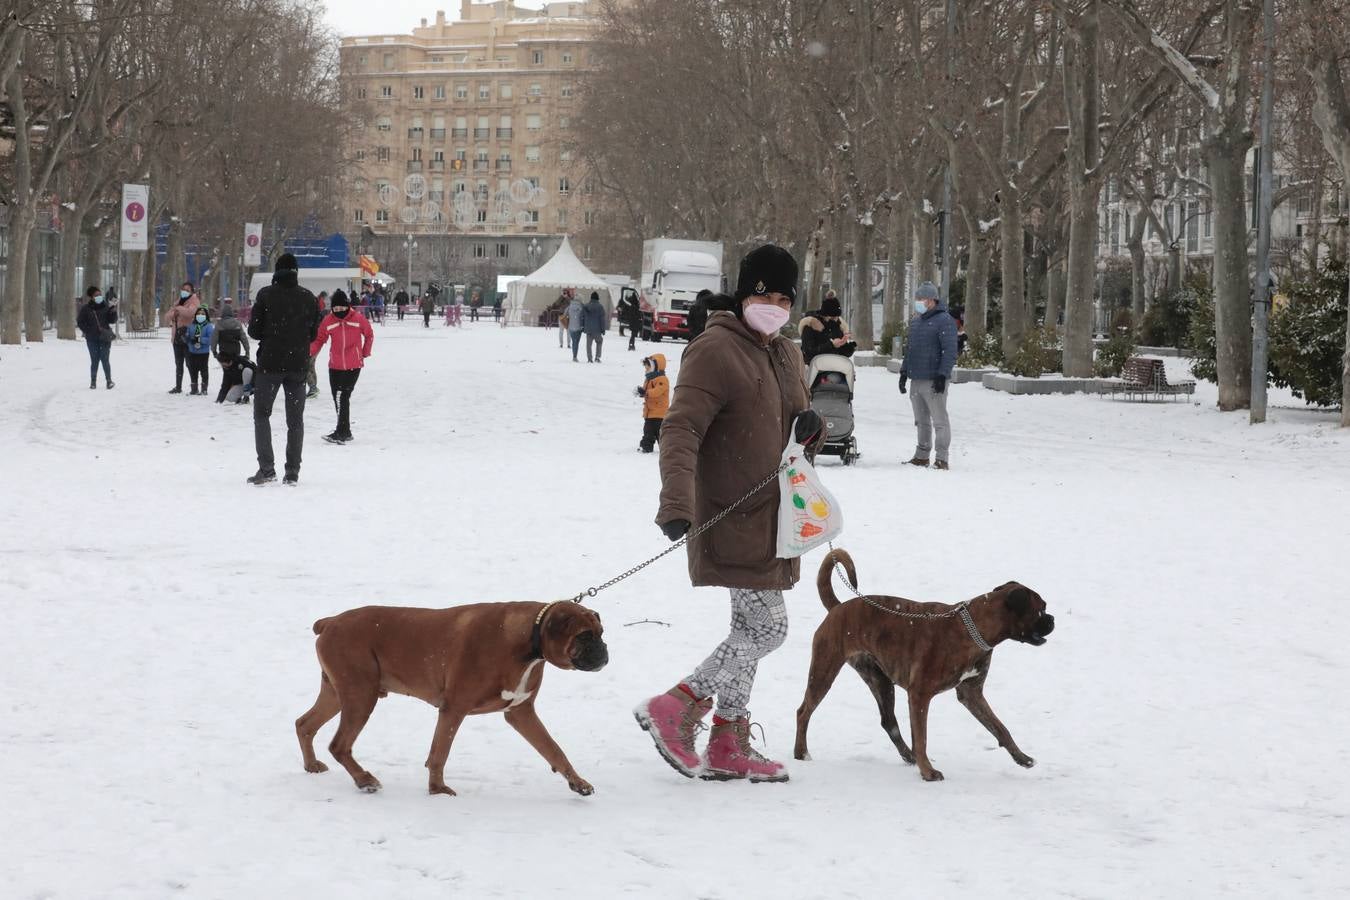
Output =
[{"x1": 635, "y1": 244, "x2": 822, "y2": 784}]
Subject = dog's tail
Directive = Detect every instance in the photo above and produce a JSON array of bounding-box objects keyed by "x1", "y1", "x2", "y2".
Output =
[
  {"x1": 817, "y1": 548, "x2": 858, "y2": 611},
  {"x1": 312, "y1": 616, "x2": 333, "y2": 635}
]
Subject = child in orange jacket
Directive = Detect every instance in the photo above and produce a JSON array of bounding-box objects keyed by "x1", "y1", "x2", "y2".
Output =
[{"x1": 634, "y1": 353, "x2": 669, "y2": 453}]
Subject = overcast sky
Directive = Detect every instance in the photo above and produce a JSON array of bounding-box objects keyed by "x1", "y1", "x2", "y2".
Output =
[{"x1": 322, "y1": 0, "x2": 545, "y2": 37}]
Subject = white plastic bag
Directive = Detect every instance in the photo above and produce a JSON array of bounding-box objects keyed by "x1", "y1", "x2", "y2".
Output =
[{"x1": 775, "y1": 440, "x2": 843, "y2": 558}]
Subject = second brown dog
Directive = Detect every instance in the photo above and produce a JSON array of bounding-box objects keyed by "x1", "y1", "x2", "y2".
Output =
[
  {"x1": 794, "y1": 549, "x2": 1053, "y2": 781},
  {"x1": 295, "y1": 600, "x2": 607, "y2": 796}
]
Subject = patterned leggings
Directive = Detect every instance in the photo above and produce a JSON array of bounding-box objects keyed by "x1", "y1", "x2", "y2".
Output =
[{"x1": 685, "y1": 588, "x2": 788, "y2": 720}]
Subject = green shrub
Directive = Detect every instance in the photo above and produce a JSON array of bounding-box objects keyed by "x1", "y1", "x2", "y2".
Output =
[
  {"x1": 1268, "y1": 260, "x2": 1348, "y2": 408},
  {"x1": 879, "y1": 319, "x2": 905, "y2": 358},
  {"x1": 1094, "y1": 329, "x2": 1137, "y2": 377},
  {"x1": 1141, "y1": 287, "x2": 1201, "y2": 347},
  {"x1": 1187, "y1": 286, "x2": 1218, "y2": 384},
  {"x1": 1005, "y1": 327, "x2": 1061, "y2": 377},
  {"x1": 960, "y1": 332, "x2": 1003, "y2": 368}
]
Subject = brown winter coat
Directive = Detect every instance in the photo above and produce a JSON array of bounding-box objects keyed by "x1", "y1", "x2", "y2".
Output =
[{"x1": 657, "y1": 311, "x2": 810, "y2": 590}]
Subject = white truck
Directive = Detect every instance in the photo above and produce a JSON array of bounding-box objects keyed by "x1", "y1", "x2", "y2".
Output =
[{"x1": 637, "y1": 239, "x2": 724, "y2": 341}]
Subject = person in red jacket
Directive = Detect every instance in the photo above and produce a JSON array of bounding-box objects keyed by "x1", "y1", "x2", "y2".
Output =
[{"x1": 309, "y1": 290, "x2": 374, "y2": 444}]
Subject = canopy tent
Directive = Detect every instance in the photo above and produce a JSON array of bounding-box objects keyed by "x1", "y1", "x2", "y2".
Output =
[{"x1": 504, "y1": 236, "x2": 614, "y2": 326}]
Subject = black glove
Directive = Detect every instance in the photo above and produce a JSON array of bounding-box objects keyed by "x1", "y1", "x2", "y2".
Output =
[
  {"x1": 793, "y1": 409, "x2": 823, "y2": 447},
  {"x1": 634, "y1": 386, "x2": 646, "y2": 398},
  {"x1": 660, "y1": 519, "x2": 690, "y2": 542},
  {"x1": 898, "y1": 375, "x2": 908, "y2": 394},
  {"x1": 933, "y1": 375, "x2": 947, "y2": 394}
]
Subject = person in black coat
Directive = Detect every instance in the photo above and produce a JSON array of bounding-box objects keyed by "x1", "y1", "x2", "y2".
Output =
[
  {"x1": 798, "y1": 294, "x2": 857, "y2": 365},
  {"x1": 75, "y1": 285, "x2": 116, "y2": 389},
  {"x1": 616, "y1": 290, "x2": 642, "y2": 350},
  {"x1": 394, "y1": 288, "x2": 409, "y2": 320},
  {"x1": 245, "y1": 253, "x2": 320, "y2": 485}
]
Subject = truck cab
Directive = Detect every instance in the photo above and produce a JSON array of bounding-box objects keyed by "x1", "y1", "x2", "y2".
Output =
[{"x1": 638, "y1": 240, "x2": 724, "y2": 342}]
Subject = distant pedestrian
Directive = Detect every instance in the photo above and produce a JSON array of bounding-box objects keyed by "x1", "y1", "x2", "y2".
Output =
[
  {"x1": 686, "y1": 289, "x2": 712, "y2": 342},
  {"x1": 395, "y1": 288, "x2": 409, "y2": 321},
  {"x1": 164, "y1": 282, "x2": 199, "y2": 393},
  {"x1": 469, "y1": 294, "x2": 482, "y2": 322},
  {"x1": 616, "y1": 290, "x2": 642, "y2": 350},
  {"x1": 420, "y1": 292, "x2": 434, "y2": 328},
  {"x1": 556, "y1": 291, "x2": 571, "y2": 348},
  {"x1": 492, "y1": 296, "x2": 503, "y2": 322},
  {"x1": 182, "y1": 306, "x2": 215, "y2": 395},
  {"x1": 898, "y1": 281, "x2": 958, "y2": 470},
  {"x1": 211, "y1": 301, "x2": 251, "y2": 375},
  {"x1": 955, "y1": 314, "x2": 968, "y2": 355},
  {"x1": 582, "y1": 291, "x2": 607, "y2": 363},
  {"x1": 310, "y1": 291, "x2": 374, "y2": 444},
  {"x1": 305, "y1": 291, "x2": 328, "y2": 399},
  {"x1": 634, "y1": 353, "x2": 668, "y2": 452},
  {"x1": 566, "y1": 291, "x2": 585, "y2": 361},
  {"x1": 246, "y1": 253, "x2": 321, "y2": 485},
  {"x1": 798, "y1": 294, "x2": 857, "y2": 365},
  {"x1": 371, "y1": 290, "x2": 386, "y2": 325},
  {"x1": 75, "y1": 285, "x2": 116, "y2": 389}
]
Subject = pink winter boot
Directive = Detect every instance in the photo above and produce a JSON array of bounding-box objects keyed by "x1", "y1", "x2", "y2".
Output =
[
  {"x1": 634, "y1": 685, "x2": 713, "y2": 777},
  {"x1": 701, "y1": 716, "x2": 789, "y2": 783}
]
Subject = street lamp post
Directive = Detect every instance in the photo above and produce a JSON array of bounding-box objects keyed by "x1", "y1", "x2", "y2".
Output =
[
  {"x1": 526, "y1": 237, "x2": 541, "y2": 268},
  {"x1": 403, "y1": 234, "x2": 418, "y2": 294}
]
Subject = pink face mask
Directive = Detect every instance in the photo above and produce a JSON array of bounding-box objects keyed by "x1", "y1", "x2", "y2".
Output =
[{"x1": 744, "y1": 303, "x2": 790, "y2": 336}]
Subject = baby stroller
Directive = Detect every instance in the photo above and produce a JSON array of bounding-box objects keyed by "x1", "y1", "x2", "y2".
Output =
[{"x1": 806, "y1": 354, "x2": 860, "y2": 465}]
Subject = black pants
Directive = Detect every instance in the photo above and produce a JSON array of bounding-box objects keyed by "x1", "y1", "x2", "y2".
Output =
[
  {"x1": 254, "y1": 372, "x2": 307, "y2": 476},
  {"x1": 423, "y1": 310, "x2": 431, "y2": 327},
  {"x1": 628, "y1": 330, "x2": 637, "y2": 350},
  {"x1": 186, "y1": 353, "x2": 210, "y2": 391},
  {"x1": 86, "y1": 337, "x2": 111, "y2": 384},
  {"x1": 397, "y1": 306, "x2": 405, "y2": 320},
  {"x1": 329, "y1": 368, "x2": 361, "y2": 437},
  {"x1": 470, "y1": 307, "x2": 480, "y2": 321},
  {"x1": 217, "y1": 364, "x2": 242, "y2": 402},
  {"x1": 173, "y1": 341, "x2": 187, "y2": 389},
  {"x1": 640, "y1": 418, "x2": 663, "y2": 452}
]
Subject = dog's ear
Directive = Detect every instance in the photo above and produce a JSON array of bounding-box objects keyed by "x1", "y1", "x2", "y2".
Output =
[{"x1": 1004, "y1": 586, "x2": 1033, "y2": 615}]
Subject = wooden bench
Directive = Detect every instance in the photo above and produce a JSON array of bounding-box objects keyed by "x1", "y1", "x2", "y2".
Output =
[{"x1": 1100, "y1": 357, "x2": 1196, "y2": 402}]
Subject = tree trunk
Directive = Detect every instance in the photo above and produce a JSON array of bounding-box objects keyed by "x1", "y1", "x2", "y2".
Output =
[
  {"x1": 1045, "y1": 258, "x2": 1066, "y2": 327},
  {"x1": 1027, "y1": 246, "x2": 1048, "y2": 325},
  {"x1": 829, "y1": 208, "x2": 847, "y2": 304},
  {"x1": 1062, "y1": 190, "x2": 1098, "y2": 376},
  {"x1": 999, "y1": 207, "x2": 1027, "y2": 357},
  {"x1": 1128, "y1": 228, "x2": 1147, "y2": 331},
  {"x1": 1, "y1": 209, "x2": 35, "y2": 343},
  {"x1": 883, "y1": 203, "x2": 909, "y2": 340},
  {"x1": 912, "y1": 199, "x2": 935, "y2": 284},
  {"x1": 1205, "y1": 136, "x2": 1254, "y2": 410},
  {"x1": 805, "y1": 223, "x2": 826, "y2": 311},
  {"x1": 853, "y1": 220, "x2": 875, "y2": 351},
  {"x1": 1343, "y1": 276, "x2": 1350, "y2": 427},
  {"x1": 57, "y1": 207, "x2": 88, "y2": 340},
  {"x1": 84, "y1": 221, "x2": 105, "y2": 297},
  {"x1": 966, "y1": 228, "x2": 991, "y2": 342},
  {"x1": 1060, "y1": 2, "x2": 1102, "y2": 378},
  {"x1": 26, "y1": 229, "x2": 45, "y2": 340}
]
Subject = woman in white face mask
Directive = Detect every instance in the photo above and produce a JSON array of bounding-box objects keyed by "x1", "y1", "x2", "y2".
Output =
[{"x1": 637, "y1": 244, "x2": 824, "y2": 785}]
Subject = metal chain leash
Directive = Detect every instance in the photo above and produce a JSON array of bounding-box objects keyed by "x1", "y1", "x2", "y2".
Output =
[
  {"x1": 827, "y1": 541, "x2": 993, "y2": 653},
  {"x1": 567, "y1": 461, "x2": 791, "y2": 604}
]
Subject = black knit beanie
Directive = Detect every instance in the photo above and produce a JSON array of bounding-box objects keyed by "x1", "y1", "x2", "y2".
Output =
[{"x1": 734, "y1": 244, "x2": 798, "y2": 305}]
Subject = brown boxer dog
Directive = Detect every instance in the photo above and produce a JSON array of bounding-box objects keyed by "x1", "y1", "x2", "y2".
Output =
[
  {"x1": 794, "y1": 549, "x2": 1053, "y2": 781},
  {"x1": 295, "y1": 600, "x2": 607, "y2": 796}
]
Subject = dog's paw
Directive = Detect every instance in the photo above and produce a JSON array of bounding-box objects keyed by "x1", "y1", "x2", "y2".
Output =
[
  {"x1": 920, "y1": 768, "x2": 945, "y2": 782},
  {"x1": 428, "y1": 784, "x2": 458, "y2": 797},
  {"x1": 1014, "y1": 753, "x2": 1036, "y2": 769},
  {"x1": 304, "y1": 761, "x2": 329, "y2": 774},
  {"x1": 354, "y1": 773, "x2": 382, "y2": 793},
  {"x1": 568, "y1": 777, "x2": 594, "y2": 797}
]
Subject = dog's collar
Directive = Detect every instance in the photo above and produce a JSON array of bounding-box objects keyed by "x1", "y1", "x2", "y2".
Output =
[
  {"x1": 527, "y1": 602, "x2": 560, "y2": 661},
  {"x1": 958, "y1": 597, "x2": 993, "y2": 653}
]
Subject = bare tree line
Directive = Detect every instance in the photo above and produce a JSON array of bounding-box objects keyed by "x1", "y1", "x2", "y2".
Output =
[
  {"x1": 0, "y1": 0, "x2": 349, "y2": 344},
  {"x1": 575, "y1": 0, "x2": 1350, "y2": 418}
]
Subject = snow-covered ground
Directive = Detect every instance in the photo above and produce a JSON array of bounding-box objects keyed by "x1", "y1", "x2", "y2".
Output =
[{"x1": 3, "y1": 321, "x2": 1348, "y2": 899}]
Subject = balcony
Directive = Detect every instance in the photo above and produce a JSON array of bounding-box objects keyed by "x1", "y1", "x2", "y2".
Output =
[
  {"x1": 407, "y1": 128, "x2": 424, "y2": 140},
  {"x1": 497, "y1": 127, "x2": 513, "y2": 140},
  {"x1": 428, "y1": 159, "x2": 445, "y2": 171},
  {"x1": 472, "y1": 160, "x2": 490, "y2": 171},
  {"x1": 406, "y1": 160, "x2": 423, "y2": 172},
  {"x1": 452, "y1": 128, "x2": 468, "y2": 139},
  {"x1": 428, "y1": 191, "x2": 444, "y2": 202},
  {"x1": 496, "y1": 160, "x2": 512, "y2": 172},
  {"x1": 430, "y1": 128, "x2": 446, "y2": 139},
  {"x1": 474, "y1": 128, "x2": 491, "y2": 141}
]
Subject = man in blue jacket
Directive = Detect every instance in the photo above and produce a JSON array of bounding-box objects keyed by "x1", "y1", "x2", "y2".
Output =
[{"x1": 898, "y1": 281, "x2": 958, "y2": 470}]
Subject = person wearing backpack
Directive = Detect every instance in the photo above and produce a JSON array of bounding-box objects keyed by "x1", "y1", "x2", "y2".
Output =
[
  {"x1": 211, "y1": 302, "x2": 250, "y2": 369},
  {"x1": 182, "y1": 305, "x2": 215, "y2": 395}
]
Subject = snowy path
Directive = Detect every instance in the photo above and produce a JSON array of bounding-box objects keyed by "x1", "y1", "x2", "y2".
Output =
[{"x1": 2, "y1": 322, "x2": 1347, "y2": 898}]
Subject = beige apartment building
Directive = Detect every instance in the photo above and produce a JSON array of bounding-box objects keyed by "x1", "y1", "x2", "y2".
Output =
[{"x1": 339, "y1": 0, "x2": 604, "y2": 294}]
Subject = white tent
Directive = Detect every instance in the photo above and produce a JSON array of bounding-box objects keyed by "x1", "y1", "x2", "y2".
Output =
[{"x1": 504, "y1": 236, "x2": 614, "y2": 326}]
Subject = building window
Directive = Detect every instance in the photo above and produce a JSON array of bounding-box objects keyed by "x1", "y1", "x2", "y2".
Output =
[
  {"x1": 478, "y1": 83, "x2": 490, "y2": 100},
  {"x1": 561, "y1": 83, "x2": 574, "y2": 98},
  {"x1": 382, "y1": 53, "x2": 395, "y2": 70},
  {"x1": 355, "y1": 149, "x2": 366, "y2": 162},
  {"x1": 455, "y1": 83, "x2": 468, "y2": 100},
  {"x1": 496, "y1": 243, "x2": 509, "y2": 258},
  {"x1": 558, "y1": 177, "x2": 571, "y2": 194},
  {"x1": 356, "y1": 86, "x2": 367, "y2": 100},
  {"x1": 529, "y1": 82, "x2": 543, "y2": 96},
  {"x1": 1186, "y1": 202, "x2": 1199, "y2": 253},
  {"x1": 377, "y1": 146, "x2": 390, "y2": 162},
  {"x1": 353, "y1": 209, "x2": 364, "y2": 222},
  {"x1": 376, "y1": 209, "x2": 389, "y2": 222},
  {"x1": 525, "y1": 145, "x2": 541, "y2": 162},
  {"x1": 376, "y1": 116, "x2": 391, "y2": 131},
  {"x1": 532, "y1": 50, "x2": 544, "y2": 64},
  {"x1": 584, "y1": 209, "x2": 596, "y2": 226},
  {"x1": 500, "y1": 83, "x2": 513, "y2": 99},
  {"x1": 559, "y1": 148, "x2": 572, "y2": 161},
  {"x1": 559, "y1": 116, "x2": 570, "y2": 129},
  {"x1": 582, "y1": 243, "x2": 592, "y2": 258},
  {"x1": 526, "y1": 176, "x2": 540, "y2": 189},
  {"x1": 412, "y1": 147, "x2": 423, "y2": 161},
  {"x1": 562, "y1": 51, "x2": 573, "y2": 64},
  {"x1": 433, "y1": 85, "x2": 446, "y2": 99},
  {"x1": 526, "y1": 113, "x2": 542, "y2": 131},
  {"x1": 357, "y1": 54, "x2": 367, "y2": 70},
  {"x1": 433, "y1": 149, "x2": 445, "y2": 161},
  {"x1": 1203, "y1": 209, "x2": 1212, "y2": 238},
  {"x1": 1297, "y1": 195, "x2": 1312, "y2": 216},
  {"x1": 477, "y1": 209, "x2": 488, "y2": 223},
  {"x1": 474, "y1": 243, "x2": 487, "y2": 258},
  {"x1": 380, "y1": 85, "x2": 393, "y2": 98},
  {"x1": 582, "y1": 178, "x2": 594, "y2": 194},
  {"x1": 413, "y1": 85, "x2": 424, "y2": 99},
  {"x1": 557, "y1": 209, "x2": 568, "y2": 226},
  {"x1": 454, "y1": 180, "x2": 466, "y2": 193}
]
